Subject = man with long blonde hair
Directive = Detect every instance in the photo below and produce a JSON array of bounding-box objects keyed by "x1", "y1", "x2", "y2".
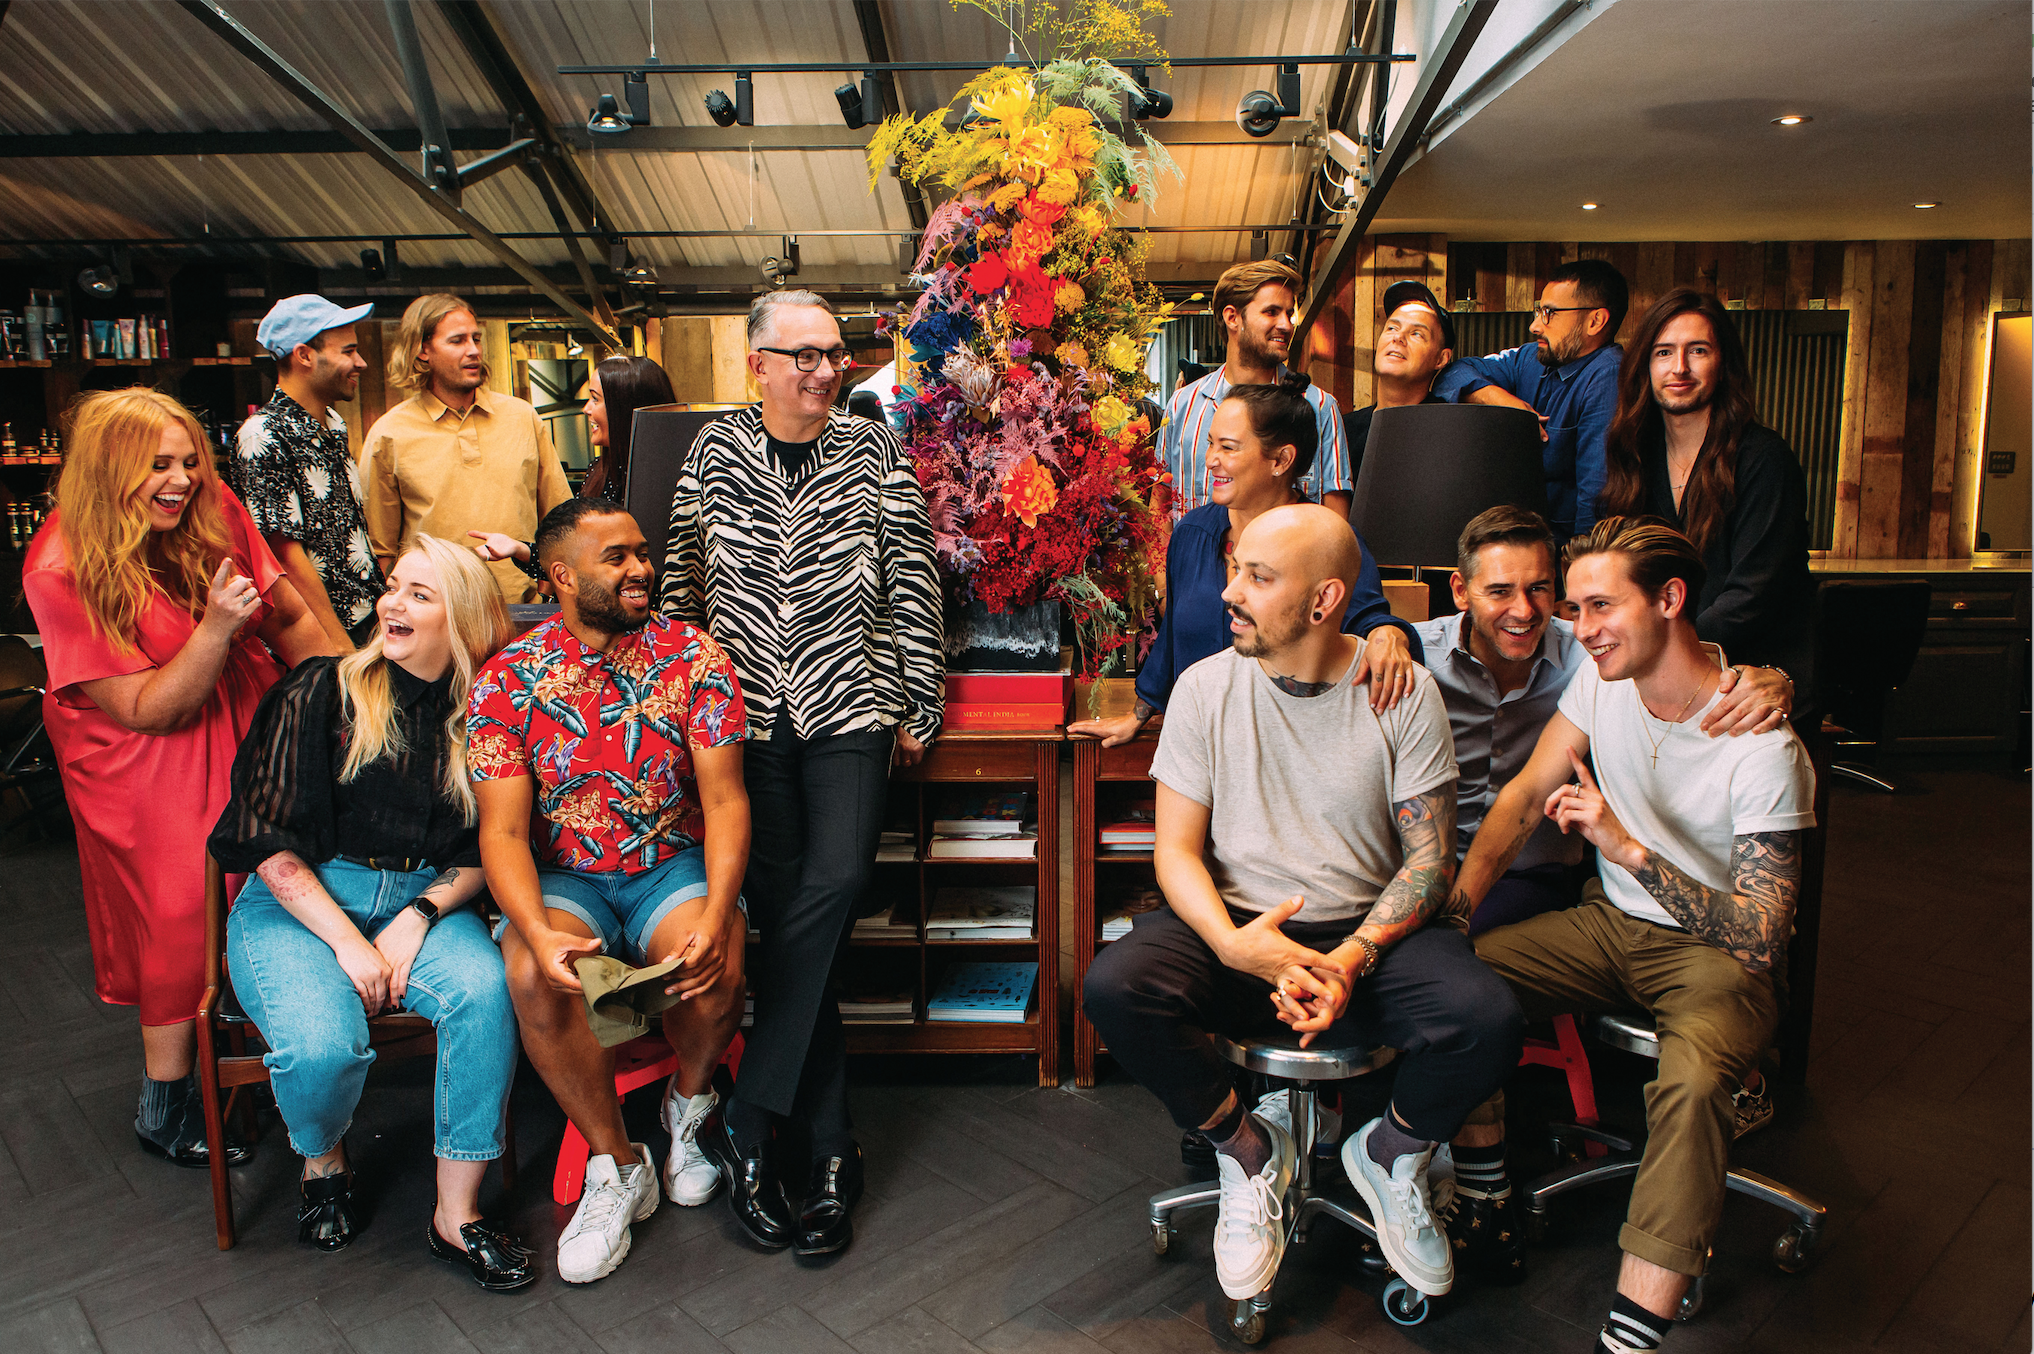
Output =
[
  {"x1": 24, "y1": 386, "x2": 336, "y2": 1170},
  {"x1": 360, "y1": 293, "x2": 570, "y2": 604}
]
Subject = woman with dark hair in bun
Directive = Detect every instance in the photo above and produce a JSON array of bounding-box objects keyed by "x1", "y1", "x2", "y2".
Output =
[{"x1": 1071, "y1": 371, "x2": 1423, "y2": 747}]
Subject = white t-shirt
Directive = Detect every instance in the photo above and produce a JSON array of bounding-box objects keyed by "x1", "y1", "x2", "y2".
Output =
[
  {"x1": 1557, "y1": 657, "x2": 1816, "y2": 929},
  {"x1": 1150, "y1": 641, "x2": 1459, "y2": 925}
]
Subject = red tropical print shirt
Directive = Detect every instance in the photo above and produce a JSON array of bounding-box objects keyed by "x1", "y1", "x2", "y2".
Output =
[{"x1": 468, "y1": 615, "x2": 748, "y2": 873}]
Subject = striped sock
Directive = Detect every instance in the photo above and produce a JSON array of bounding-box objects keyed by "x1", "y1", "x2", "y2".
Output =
[
  {"x1": 1600, "y1": 1293, "x2": 1668, "y2": 1351},
  {"x1": 1451, "y1": 1140, "x2": 1510, "y2": 1196}
]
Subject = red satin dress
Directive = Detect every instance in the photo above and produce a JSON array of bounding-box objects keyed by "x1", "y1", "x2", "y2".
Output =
[{"x1": 23, "y1": 488, "x2": 284, "y2": 1025}]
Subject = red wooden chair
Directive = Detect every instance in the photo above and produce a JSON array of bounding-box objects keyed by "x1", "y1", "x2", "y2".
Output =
[{"x1": 551, "y1": 1029, "x2": 746, "y2": 1204}]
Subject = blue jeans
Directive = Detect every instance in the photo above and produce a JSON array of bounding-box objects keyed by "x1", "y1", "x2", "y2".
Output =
[
  {"x1": 226, "y1": 859, "x2": 517, "y2": 1161},
  {"x1": 517, "y1": 846, "x2": 713, "y2": 965}
]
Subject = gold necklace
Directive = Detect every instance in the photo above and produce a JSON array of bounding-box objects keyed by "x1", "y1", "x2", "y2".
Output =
[{"x1": 1637, "y1": 674, "x2": 1711, "y2": 768}]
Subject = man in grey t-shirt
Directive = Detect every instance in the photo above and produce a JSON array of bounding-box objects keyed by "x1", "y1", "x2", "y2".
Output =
[{"x1": 1083, "y1": 505, "x2": 1523, "y2": 1306}]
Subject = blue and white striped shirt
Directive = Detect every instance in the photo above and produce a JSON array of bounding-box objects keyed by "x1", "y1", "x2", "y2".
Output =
[{"x1": 1159, "y1": 366, "x2": 1352, "y2": 518}]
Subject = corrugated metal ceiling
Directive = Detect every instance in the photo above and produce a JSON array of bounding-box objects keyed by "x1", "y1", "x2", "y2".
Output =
[{"x1": 0, "y1": 0, "x2": 1356, "y2": 282}]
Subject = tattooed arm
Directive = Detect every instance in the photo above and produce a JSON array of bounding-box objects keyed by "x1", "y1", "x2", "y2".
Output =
[
  {"x1": 1448, "y1": 711, "x2": 1593, "y2": 924},
  {"x1": 411, "y1": 863, "x2": 490, "y2": 917},
  {"x1": 1547, "y1": 749, "x2": 1799, "y2": 972},
  {"x1": 254, "y1": 850, "x2": 392, "y2": 1013}
]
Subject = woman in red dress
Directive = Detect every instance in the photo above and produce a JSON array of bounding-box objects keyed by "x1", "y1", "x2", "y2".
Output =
[{"x1": 24, "y1": 387, "x2": 338, "y2": 1166}]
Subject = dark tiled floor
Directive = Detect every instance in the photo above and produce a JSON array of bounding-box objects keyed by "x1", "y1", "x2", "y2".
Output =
[{"x1": 0, "y1": 766, "x2": 2025, "y2": 1353}]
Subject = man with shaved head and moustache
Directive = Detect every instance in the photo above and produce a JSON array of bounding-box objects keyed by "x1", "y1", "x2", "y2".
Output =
[{"x1": 1083, "y1": 504, "x2": 1524, "y2": 1308}]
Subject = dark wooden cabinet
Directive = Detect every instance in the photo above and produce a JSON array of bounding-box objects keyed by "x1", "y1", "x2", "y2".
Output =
[{"x1": 1069, "y1": 681, "x2": 1161, "y2": 1088}]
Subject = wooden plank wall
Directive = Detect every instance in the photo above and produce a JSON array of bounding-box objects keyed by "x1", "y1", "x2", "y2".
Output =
[{"x1": 1316, "y1": 235, "x2": 2031, "y2": 559}]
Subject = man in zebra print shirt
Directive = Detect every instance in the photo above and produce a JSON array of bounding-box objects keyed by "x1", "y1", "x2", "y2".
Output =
[{"x1": 660, "y1": 291, "x2": 943, "y2": 1258}]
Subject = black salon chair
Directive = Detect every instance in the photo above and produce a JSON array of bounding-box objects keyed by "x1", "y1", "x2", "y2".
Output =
[
  {"x1": 1813, "y1": 579, "x2": 1932, "y2": 792},
  {"x1": 0, "y1": 636, "x2": 63, "y2": 844}
]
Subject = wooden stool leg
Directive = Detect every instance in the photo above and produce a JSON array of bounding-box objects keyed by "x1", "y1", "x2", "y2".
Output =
[{"x1": 196, "y1": 1022, "x2": 236, "y2": 1251}]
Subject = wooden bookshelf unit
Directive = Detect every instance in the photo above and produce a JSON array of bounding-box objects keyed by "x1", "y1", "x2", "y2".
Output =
[{"x1": 1069, "y1": 679, "x2": 1161, "y2": 1088}]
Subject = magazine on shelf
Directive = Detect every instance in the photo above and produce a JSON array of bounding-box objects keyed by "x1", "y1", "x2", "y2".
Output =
[
  {"x1": 925, "y1": 961, "x2": 1038, "y2": 1023},
  {"x1": 837, "y1": 987, "x2": 915, "y2": 1024},
  {"x1": 851, "y1": 901, "x2": 917, "y2": 940},
  {"x1": 928, "y1": 885, "x2": 1035, "y2": 928},
  {"x1": 926, "y1": 832, "x2": 1038, "y2": 859},
  {"x1": 931, "y1": 791, "x2": 1032, "y2": 838},
  {"x1": 875, "y1": 829, "x2": 916, "y2": 862}
]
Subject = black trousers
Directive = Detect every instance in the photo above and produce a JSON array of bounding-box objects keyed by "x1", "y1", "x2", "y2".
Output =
[
  {"x1": 735, "y1": 718, "x2": 893, "y2": 1127},
  {"x1": 1083, "y1": 905, "x2": 1524, "y2": 1143}
]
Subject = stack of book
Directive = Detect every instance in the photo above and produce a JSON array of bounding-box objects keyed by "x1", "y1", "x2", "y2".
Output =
[
  {"x1": 837, "y1": 985, "x2": 915, "y2": 1025},
  {"x1": 874, "y1": 829, "x2": 916, "y2": 863},
  {"x1": 851, "y1": 901, "x2": 917, "y2": 941},
  {"x1": 943, "y1": 663, "x2": 1073, "y2": 732},
  {"x1": 927, "y1": 885, "x2": 1036, "y2": 941},
  {"x1": 1101, "y1": 883, "x2": 1166, "y2": 940},
  {"x1": 926, "y1": 961, "x2": 1038, "y2": 1023},
  {"x1": 927, "y1": 793, "x2": 1037, "y2": 859},
  {"x1": 1099, "y1": 798, "x2": 1157, "y2": 855}
]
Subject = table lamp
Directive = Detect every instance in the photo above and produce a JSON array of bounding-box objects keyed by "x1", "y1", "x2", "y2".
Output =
[{"x1": 1350, "y1": 403, "x2": 1550, "y2": 570}]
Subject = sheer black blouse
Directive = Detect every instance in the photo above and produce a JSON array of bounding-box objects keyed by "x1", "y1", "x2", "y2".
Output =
[{"x1": 208, "y1": 656, "x2": 482, "y2": 873}]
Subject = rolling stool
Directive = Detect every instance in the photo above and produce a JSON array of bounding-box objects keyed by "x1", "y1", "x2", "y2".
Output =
[
  {"x1": 1147, "y1": 1033, "x2": 1426, "y2": 1343},
  {"x1": 1524, "y1": 1011, "x2": 1827, "y2": 1320}
]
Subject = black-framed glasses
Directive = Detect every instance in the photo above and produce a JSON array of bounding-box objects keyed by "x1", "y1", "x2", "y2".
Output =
[
  {"x1": 757, "y1": 345, "x2": 856, "y2": 372},
  {"x1": 1532, "y1": 304, "x2": 1603, "y2": 324}
]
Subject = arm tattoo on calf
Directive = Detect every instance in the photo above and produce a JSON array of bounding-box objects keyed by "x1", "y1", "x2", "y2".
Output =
[
  {"x1": 1631, "y1": 830, "x2": 1801, "y2": 973},
  {"x1": 1359, "y1": 785, "x2": 1459, "y2": 950}
]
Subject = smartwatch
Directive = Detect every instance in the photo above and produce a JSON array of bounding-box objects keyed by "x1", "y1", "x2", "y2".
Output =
[{"x1": 410, "y1": 896, "x2": 440, "y2": 925}]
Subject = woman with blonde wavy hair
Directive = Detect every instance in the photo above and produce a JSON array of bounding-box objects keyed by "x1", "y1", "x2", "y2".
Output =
[
  {"x1": 207, "y1": 536, "x2": 532, "y2": 1286},
  {"x1": 22, "y1": 386, "x2": 336, "y2": 1170}
]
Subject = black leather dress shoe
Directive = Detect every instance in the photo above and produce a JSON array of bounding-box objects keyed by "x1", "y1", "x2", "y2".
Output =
[
  {"x1": 135, "y1": 1129, "x2": 253, "y2": 1169},
  {"x1": 795, "y1": 1145, "x2": 864, "y2": 1257},
  {"x1": 298, "y1": 1174, "x2": 359, "y2": 1251},
  {"x1": 428, "y1": 1218, "x2": 537, "y2": 1291},
  {"x1": 703, "y1": 1114, "x2": 793, "y2": 1249}
]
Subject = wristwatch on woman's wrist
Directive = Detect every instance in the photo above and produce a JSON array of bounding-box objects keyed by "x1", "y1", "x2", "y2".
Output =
[{"x1": 410, "y1": 897, "x2": 440, "y2": 925}]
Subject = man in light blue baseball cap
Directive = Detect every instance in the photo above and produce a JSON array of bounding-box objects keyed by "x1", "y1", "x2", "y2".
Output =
[{"x1": 226, "y1": 295, "x2": 384, "y2": 648}]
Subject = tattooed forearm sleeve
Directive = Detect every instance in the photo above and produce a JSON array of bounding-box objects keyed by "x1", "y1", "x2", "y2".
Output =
[
  {"x1": 1358, "y1": 784, "x2": 1459, "y2": 951},
  {"x1": 414, "y1": 863, "x2": 489, "y2": 916},
  {"x1": 1631, "y1": 830, "x2": 1801, "y2": 972}
]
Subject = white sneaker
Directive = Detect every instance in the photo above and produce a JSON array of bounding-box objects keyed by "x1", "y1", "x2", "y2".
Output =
[
  {"x1": 557, "y1": 1143, "x2": 659, "y2": 1284},
  {"x1": 1253, "y1": 1088, "x2": 1342, "y2": 1154},
  {"x1": 1341, "y1": 1118, "x2": 1454, "y2": 1297},
  {"x1": 1213, "y1": 1114, "x2": 1295, "y2": 1301},
  {"x1": 660, "y1": 1080, "x2": 722, "y2": 1206}
]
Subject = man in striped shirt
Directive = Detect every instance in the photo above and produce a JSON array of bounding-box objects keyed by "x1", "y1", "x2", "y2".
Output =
[{"x1": 1160, "y1": 260, "x2": 1354, "y2": 520}]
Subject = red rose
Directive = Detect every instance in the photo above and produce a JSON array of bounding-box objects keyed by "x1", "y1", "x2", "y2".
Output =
[{"x1": 965, "y1": 253, "x2": 1009, "y2": 294}]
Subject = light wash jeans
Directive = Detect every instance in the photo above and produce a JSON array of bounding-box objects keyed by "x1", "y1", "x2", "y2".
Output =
[{"x1": 226, "y1": 858, "x2": 516, "y2": 1160}]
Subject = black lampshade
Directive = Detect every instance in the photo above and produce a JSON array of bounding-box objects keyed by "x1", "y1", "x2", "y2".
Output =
[{"x1": 1350, "y1": 403, "x2": 1549, "y2": 567}]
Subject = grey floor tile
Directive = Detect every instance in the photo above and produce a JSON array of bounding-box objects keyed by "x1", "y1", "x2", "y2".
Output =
[
  {"x1": 926, "y1": 1087, "x2": 1147, "y2": 1203},
  {"x1": 97, "y1": 1299, "x2": 229, "y2": 1354},
  {"x1": 853, "y1": 1094, "x2": 1045, "y2": 1204},
  {"x1": 217, "y1": 1300, "x2": 351, "y2": 1354},
  {"x1": 848, "y1": 1306, "x2": 986, "y2": 1354},
  {"x1": 345, "y1": 1300, "x2": 482, "y2": 1354},
  {"x1": 720, "y1": 1305, "x2": 850, "y2": 1354},
  {"x1": 464, "y1": 1301, "x2": 605, "y2": 1354},
  {"x1": 594, "y1": 1302, "x2": 727, "y2": 1354},
  {"x1": 0, "y1": 1297, "x2": 101, "y2": 1354},
  {"x1": 973, "y1": 1305, "x2": 1112, "y2": 1354},
  {"x1": 920, "y1": 1184, "x2": 1157, "y2": 1339},
  {"x1": 1875, "y1": 1181, "x2": 2032, "y2": 1352}
]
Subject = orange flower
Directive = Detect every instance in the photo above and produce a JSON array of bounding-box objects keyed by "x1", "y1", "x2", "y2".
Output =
[
  {"x1": 1015, "y1": 194, "x2": 1066, "y2": 225},
  {"x1": 1000, "y1": 454, "x2": 1059, "y2": 528},
  {"x1": 1006, "y1": 217, "x2": 1054, "y2": 267}
]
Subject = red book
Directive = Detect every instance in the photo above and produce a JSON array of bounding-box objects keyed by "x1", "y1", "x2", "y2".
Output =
[
  {"x1": 943, "y1": 702, "x2": 1066, "y2": 731},
  {"x1": 946, "y1": 672, "x2": 1073, "y2": 705}
]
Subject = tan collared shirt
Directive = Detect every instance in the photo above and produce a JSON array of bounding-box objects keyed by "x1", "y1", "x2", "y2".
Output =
[{"x1": 360, "y1": 386, "x2": 571, "y2": 602}]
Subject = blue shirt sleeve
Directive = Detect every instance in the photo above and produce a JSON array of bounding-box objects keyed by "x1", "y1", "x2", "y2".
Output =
[
  {"x1": 1431, "y1": 344, "x2": 1530, "y2": 404},
  {"x1": 1339, "y1": 532, "x2": 1424, "y2": 664},
  {"x1": 1135, "y1": 528, "x2": 1190, "y2": 712},
  {"x1": 1311, "y1": 391, "x2": 1352, "y2": 495},
  {"x1": 1570, "y1": 355, "x2": 1620, "y2": 535}
]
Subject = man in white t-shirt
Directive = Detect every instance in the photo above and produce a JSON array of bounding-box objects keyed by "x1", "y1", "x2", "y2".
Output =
[
  {"x1": 1082, "y1": 504, "x2": 1523, "y2": 1307},
  {"x1": 1448, "y1": 516, "x2": 1815, "y2": 1354}
]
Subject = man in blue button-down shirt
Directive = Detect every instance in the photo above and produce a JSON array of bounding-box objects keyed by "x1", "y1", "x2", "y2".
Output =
[{"x1": 1431, "y1": 260, "x2": 1629, "y2": 539}]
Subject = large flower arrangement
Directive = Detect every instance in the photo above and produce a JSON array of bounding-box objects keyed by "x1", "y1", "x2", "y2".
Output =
[{"x1": 866, "y1": 9, "x2": 1182, "y2": 676}]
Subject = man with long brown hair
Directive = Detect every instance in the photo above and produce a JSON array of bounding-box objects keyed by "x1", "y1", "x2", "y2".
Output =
[
  {"x1": 361, "y1": 294, "x2": 570, "y2": 604},
  {"x1": 1598, "y1": 288, "x2": 1814, "y2": 733}
]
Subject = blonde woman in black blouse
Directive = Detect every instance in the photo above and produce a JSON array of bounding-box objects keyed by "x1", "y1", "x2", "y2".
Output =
[{"x1": 208, "y1": 536, "x2": 530, "y2": 1288}]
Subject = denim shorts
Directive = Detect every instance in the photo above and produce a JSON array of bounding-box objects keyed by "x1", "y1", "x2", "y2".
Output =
[{"x1": 501, "y1": 846, "x2": 715, "y2": 965}]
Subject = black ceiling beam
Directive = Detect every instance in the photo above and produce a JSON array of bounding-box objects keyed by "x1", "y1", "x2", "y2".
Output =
[
  {"x1": 0, "y1": 128, "x2": 511, "y2": 158},
  {"x1": 384, "y1": 0, "x2": 462, "y2": 202},
  {"x1": 1292, "y1": 0, "x2": 1497, "y2": 356},
  {"x1": 850, "y1": 0, "x2": 927, "y2": 233},
  {"x1": 558, "y1": 53, "x2": 1413, "y2": 75},
  {"x1": 174, "y1": 0, "x2": 619, "y2": 348}
]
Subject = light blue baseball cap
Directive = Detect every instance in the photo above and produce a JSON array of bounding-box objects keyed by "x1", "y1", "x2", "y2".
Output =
[{"x1": 256, "y1": 294, "x2": 375, "y2": 359}]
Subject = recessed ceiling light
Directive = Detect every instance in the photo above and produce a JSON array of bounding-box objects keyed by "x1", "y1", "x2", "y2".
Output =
[
  {"x1": 1581, "y1": 202, "x2": 1599, "y2": 210},
  {"x1": 1914, "y1": 201, "x2": 1943, "y2": 209},
  {"x1": 1772, "y1": 114, "x2": 1811, "y2": 126}
]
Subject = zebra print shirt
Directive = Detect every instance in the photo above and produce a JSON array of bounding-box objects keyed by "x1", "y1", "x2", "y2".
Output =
[{"x1": 658, "y1": 407, "x2": 945, "y2": 743}]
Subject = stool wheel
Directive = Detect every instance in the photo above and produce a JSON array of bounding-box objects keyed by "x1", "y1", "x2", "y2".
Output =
[
  {"x1": 1230, "y1": 1299, "x2": 1266, "y2": 1344},
  {"x1": 1524, "y1": 1204, "x2": 1550, "y2": 1246},
  {"x1": 1381, "y1": 1277, "x2": 1430, "y2": 1326},
  {"x1": 1150, "y1": 1221, "x2": 1172, "y2": 1255},
  {"x1": 1773, "y1": 1223, "x2": 1820, "y2": 1273}
]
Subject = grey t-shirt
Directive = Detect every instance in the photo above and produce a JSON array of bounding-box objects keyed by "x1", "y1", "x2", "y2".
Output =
[{"x1": 1150, "y1": 641, "x2": 1459, "y2": 925}]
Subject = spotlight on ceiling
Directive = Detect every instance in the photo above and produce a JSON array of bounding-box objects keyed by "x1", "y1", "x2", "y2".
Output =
[
  {"x1": 1250, "y1": 230, "x2": 1269, "y2": 262},
  {"x1": 835, "y1": 72, "x2": 883, "y2": 129},
  {"x1": 360, "y1": 248, "x2": 386, "y2": 282},
  {"x1": 1127, "y1": 65, "x2": 1172, "y2": 121},
  {"x1": 1581, "y1": 202, "x2": 1600, "y2": 210},
  {"x1": 77, "y1": 265, "x2": 119, "y2": 298},
  {"x1": 1771, "y1": 114, "x2": 1812, "y2": 126},
  {"x1": 704, "y1": 72, "x2": 753, "y2": 128},
  {"x1": 1235, "y1": 63, "x2": 1300, "y2": 138},
  {"x1": 1914, "y1": 201, "x2": 1943, "y2": 209},
  {"x1": 587, "y1": 71, "x2": 649, "y2": 136}
]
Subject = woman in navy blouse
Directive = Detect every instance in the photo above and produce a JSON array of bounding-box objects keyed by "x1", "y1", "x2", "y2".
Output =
[{"x1": 1072, "y1": 373, "x2": 1423, "y2": 747}]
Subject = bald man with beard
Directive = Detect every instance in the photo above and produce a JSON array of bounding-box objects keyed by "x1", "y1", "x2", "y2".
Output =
[{"x1": 1083, "y1": 505, "x2": 1524, "y2": 1306}]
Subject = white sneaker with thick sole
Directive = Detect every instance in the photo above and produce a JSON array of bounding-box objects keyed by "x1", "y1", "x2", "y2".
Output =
[
  {"x1": 1253, "y1": 1088, "x2": 1342, "y2": 1155},
  {"x1": 557, "y1": 1143, "x2": 659, "y2": 1284},
  {"x1": 1213, "y1": 1115, "x2": 1295, "y2": 1301},
  {"x1": 660, "y1": 1080, "x2": 722, "y2": 1205},
  {"x1": 1341, "y1": 1118, "x2": 1454, "y2": 1297}
]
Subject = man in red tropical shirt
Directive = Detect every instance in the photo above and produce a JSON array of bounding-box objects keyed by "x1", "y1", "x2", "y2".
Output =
[{"x1": 470, "y1": 497, "x2": 750, "y2": 1285}]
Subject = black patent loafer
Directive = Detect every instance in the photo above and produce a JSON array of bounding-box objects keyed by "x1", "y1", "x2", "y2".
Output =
[
  {"x1": 136, "y1": 1129, "x2": 253, "y2": 1170},
  {"x1": 1439, "y1": 1184, "x2": 1526, "y2": 1286},
  {"x1": 794, "y1": 1145, "x2": 864, "y2": 1258},
  {"x1": 298, "y1": 1174, "x2": 359, "y2": 1252},
  {"x1": 428, "y1": 1218, "x2": 537, "y2": 1291},
  {"x1": 703, "y1": 1114, "x2": 793, "y2": 1249}
]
